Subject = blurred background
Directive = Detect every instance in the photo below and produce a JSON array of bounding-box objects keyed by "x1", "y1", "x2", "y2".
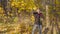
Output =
[{"x1": 0, "y1": 0, "x2": 60, "y2": 34}]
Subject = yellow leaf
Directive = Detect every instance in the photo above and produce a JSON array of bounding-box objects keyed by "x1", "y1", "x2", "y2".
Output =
[
  {"x1": 33, "y1": 6, "x2": 37, "y2": 10},
  {"x1": 14, "y1": 17, "x2": 18, "y2": 22},
  {"x1": 31, "y1": 15, "x2": 35, "y2": 23},
  {"x1": 18, "y1": 10, "x2": 21, "y2": 13}
]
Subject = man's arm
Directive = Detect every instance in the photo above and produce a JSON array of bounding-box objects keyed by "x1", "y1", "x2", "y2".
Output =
[
  {"x1": 39, "y1": 13, "x2": 45, "y2": 21},
  {"x1": 40, "y1": 13, "x2": 44, "y2": 19}
]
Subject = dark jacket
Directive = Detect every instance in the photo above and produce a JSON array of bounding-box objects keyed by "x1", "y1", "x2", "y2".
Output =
[{"x1": 33, "y1": 12, "x2": 43, "y2": 25}]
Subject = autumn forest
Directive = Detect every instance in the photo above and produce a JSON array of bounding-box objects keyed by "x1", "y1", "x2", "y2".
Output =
[{"x1": 0, "y1": 0, "x2": 60, "y2": 34}]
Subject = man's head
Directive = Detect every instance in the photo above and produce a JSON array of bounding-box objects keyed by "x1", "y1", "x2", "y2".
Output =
[{"x1": 36, "y1": 8, "x2": 42, "y2": 13}]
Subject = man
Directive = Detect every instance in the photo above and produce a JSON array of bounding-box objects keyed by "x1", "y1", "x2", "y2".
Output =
[{"x1": 32, "y1": 8, "x2": 44, "y2": 34}]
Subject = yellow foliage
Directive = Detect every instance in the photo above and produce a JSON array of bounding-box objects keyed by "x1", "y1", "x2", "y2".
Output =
[
  {"x1": 0, "y1": 0, "x2": 60, "y2": 34},
  {"x1": 0, "y1": 7, "x2": 4, "y2": 14},
  {"x1": 14, "y1": 17, "x2": 18, "y2": 22},
  {"x1": 10, "y1": 0, "x2": 37, "y2": 11},
  {"x1": 4, "y1": 16, "x2": 7, "y2": 18},
  {"x1": 11, "y1": 1, "x2": 20, "y2": 7},
  {"x1": 33, "y1": 6, "x2": 37, "y2": 10},
  {"x1": 11, "y1": 2, "x2": 15, "y2": 7},
  {"x1": 31, "y1": 15, "x2": 35, "y2": 24},
  {"x1": 18, "y1": 10, "x2": 21, "y2": 13}
]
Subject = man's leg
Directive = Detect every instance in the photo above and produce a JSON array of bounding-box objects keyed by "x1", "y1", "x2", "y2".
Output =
[
  {"x1": 38, "y1": 25, "x2": 42, "y2": 34},
  {"x1": 32, "y1": 24, "x2": 38, "y2": 34}
]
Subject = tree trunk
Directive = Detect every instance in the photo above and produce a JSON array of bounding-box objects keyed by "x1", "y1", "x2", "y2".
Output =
[{"x1": 46, "y1": 5, "x2": 50, "y2": 27}]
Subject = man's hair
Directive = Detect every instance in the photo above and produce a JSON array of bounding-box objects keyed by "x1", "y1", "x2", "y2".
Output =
[{"x1": 36, "y1": 8, "x2": 42, "y2": 13}]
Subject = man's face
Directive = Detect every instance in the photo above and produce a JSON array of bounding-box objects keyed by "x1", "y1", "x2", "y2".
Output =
[{"x1": 36, "y1": 9, "x2": 41, "y2": 13}]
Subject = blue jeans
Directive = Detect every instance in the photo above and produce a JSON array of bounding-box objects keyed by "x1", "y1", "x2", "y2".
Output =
[{"x1": 32, "y1": 24, "x2": 42, "y2": 34}]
